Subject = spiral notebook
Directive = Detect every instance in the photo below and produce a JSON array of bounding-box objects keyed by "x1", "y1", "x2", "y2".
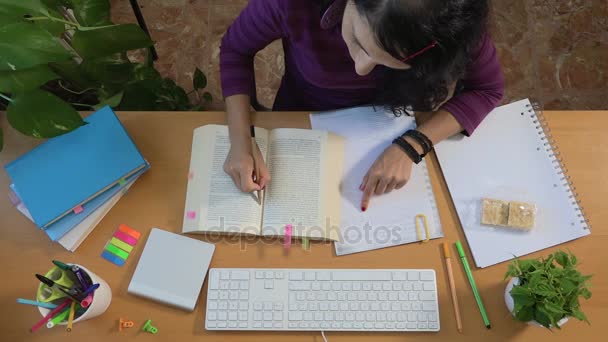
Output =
[
  {"x1": 310, "y1": 106, "x2": 442, "y2": 256},
  {"x1": 435, "y1": 99, "x2": 591, "y2": 268}
]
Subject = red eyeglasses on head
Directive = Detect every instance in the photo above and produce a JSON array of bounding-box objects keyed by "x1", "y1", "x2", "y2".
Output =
[{"x1": 400, "y1": 40, "x2": 438, "y2": 63}]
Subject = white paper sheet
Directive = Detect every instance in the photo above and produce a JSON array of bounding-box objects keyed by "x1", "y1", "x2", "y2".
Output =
[{"x1": 310, "y1": 107, "x2": 442, "y2": 255}]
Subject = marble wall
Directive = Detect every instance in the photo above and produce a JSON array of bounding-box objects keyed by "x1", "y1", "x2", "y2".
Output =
[{"x1": 111, "y1": 0, "x2": 607, "y2": 110}]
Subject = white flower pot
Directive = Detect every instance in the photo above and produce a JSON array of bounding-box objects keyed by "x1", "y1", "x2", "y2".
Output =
[{"x1": 505, "y1": 277, "x2": 569, "y2": 328}]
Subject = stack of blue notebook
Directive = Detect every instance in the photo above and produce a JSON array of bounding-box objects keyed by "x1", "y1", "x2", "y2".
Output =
[{"x1": 4, "y1": 106, "x2": 149, "y2": 251}]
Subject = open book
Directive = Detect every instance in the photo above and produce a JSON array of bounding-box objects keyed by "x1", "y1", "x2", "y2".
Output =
[{"x1": 182, "y1": 125, "x2": 344, "y2": 241}]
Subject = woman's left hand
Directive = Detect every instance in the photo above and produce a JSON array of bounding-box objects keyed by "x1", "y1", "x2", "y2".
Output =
[{"x1": 360, "y1": 143, "x2": 413, "y2": 211}]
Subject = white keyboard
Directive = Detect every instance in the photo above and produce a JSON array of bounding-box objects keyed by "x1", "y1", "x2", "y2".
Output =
[{"x1": 205, "y1": 268, "x2": 440, "y2": 332}]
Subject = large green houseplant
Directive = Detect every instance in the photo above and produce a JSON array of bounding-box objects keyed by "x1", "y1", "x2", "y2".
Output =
[
  {"x1": 504, "y1": 250, "x2": 592, "y2": 329},
  {"x1": 0, "y1": 0, "x2": 211, "y2": 151}
]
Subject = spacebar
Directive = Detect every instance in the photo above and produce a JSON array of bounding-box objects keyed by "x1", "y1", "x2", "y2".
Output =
[{"x1": 332, "y1": 271, "x2": 391, "y2": 281}]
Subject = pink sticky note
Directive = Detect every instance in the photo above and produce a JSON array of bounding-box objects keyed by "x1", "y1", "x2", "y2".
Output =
[
  {"x1": 73, "y1": 205, "x2": 84, "y2": 214},
  {"x1": 284, "y1": 224, "x2": 292, "y2": 249},
  {"x1": 187, "y1": 171, "x2": 194, "y2": 181},
  {"x1": 186, "y1": 211, "x2": 197, "y2": 220}
]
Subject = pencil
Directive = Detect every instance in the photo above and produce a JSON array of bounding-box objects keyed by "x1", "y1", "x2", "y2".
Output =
[
  {"x1": 455, "y1": 241, "x2": 491, "y2": 329},
  {"x1": 66, "y1": 300, "x2": 76, "y2": 332},
  {"x1": 250, "y1": 125, "x2": 262, "y2": 204},
  {"x1": 442, "y1": 243, "x2": 463, "y2": 332}
]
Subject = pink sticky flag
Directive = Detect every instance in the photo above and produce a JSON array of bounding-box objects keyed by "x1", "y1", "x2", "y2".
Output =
[
  {"x1": 186, "y1": 211, "x2": 197, "y2": 220},
  {"x1": 284, "y1": 224, "x2": 292, "y2": 250},
  {"x1": 73, "y1": 205, "x2": 84, "y2": 214},
  {"x1": 187, "y1": 171, "x2": 194, "y2": 181}
]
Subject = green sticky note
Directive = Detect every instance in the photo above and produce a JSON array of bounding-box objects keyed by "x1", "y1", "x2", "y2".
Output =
[
  {"x1": 110, "y1": 237, "x2": 133, "y2": 253},
  {"x1": 106, "y1": 243, "x2": 129, "y2": 260}
]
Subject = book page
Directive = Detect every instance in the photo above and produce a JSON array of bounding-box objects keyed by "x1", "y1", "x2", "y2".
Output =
[
  {"x1": 261, "y1": 129, "x2": 343, "y2": 241},
  {"x1": 182, "y1": 125, "x2": 269, "y2": 235}
]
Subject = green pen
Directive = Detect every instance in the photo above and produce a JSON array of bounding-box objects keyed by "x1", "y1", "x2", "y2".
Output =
[
  {"x1": 52, "y1": 260, "x2": 70, "y2": 270},
  {"x1": 455, "y1": 241, "x2": 491, "y2": 329}
]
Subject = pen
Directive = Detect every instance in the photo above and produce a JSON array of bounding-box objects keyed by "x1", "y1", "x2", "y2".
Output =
[
  {"x1": 51, "y1": 260, "x2": 70, "y2": 271},
  {"x1": 79, "y1": 283, "x2": 100, "y2": 307},
  {"x1": 30, "y1": 298, "x2": 72, "y2": 333},
  {"x1": 442, "y1": 243, "x2": 463, "y2": 332},
  {"x1": 455, "y1": 241, "x2": 491, "y2": 329},
  {"x1": 66, "y1": 301, "x2": 76, "y2": 332},
  {"x1": 17, "y1": 298, "x2": 59, "y2": 310},
  {"x1": 250, "y1": 125, "x2": 262, "y2": 205}
]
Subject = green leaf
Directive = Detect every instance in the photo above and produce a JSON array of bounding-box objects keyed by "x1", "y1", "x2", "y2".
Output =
[
  {"x1": 6, "y1": 89, "x2": 85, "y2": 138},
  {"x1": 544, "y1": 302, "x2": 566, "y2": 315},
  {"x1": 514, "y1": 305, "x2": 534, "y2": 322},
  {"x1": 35, "y1": 8, "x2": 66, "y2": 36},
  {"x1": 193, "y1": 67, "x2": 207, "y2": 90},
  {"x1": 93, "y1": 91, "x2": 122, "y2": 110},
  {"x1": 117, "y1": 80, "x2": 158, "y2": 110},
  {"x1": 72, "y1": 24, "x2": 153, "y2": 59},
  {"x1": 132, "y1": 64, "x2": 161, "y2": 81},
  {"x1": 69, "y1": 0, "x2": 111, "y2": 27},
  {"x1": 571, "y1": 308, "x2": 589, "y2": 324},
  {"x1": 49, "y1": 60, "x2": 99, "y2": 89},
  {"x1": 554, "y1": 251, "x2": 569, "y2": 267},
  {"x1": 0, "y1": 0, "x2": 47, "y2": 18},
  {"x1": 560, "y1": 278, "x2": 577, "y2": 294},
  {"x1": 580, "y1": 288, "x2": 592, "y2": 300},
  {"x1": 80, "y1": 53, "x2": 135, "y2": 92},
  {"x1": 202, "y1": 91, "x2": 212, "y2": 103},
  {"x1": 41, "y1": 0, "x2": 72, "y2": 8},
  {"x1": 0, "y1": 65, "x2": 58, "y2": 93},
  {"x1": 0, "y1": 21, "x2": 72, "y2": 71},
  {"x1": 510, "y1": 286, "x2": 534, "y2": 306},
  {"x1": 534, "y1": 306, "x2": 553, "y2": 329}
]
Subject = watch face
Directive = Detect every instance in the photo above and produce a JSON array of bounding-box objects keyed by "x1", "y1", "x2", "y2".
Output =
[{"x1": 320, "y1": 0, "x2": 347, "y2": 29}]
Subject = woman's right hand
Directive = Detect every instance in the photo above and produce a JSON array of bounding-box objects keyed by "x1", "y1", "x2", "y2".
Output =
[{"x1": 223, "y1": 140, "x2": 271, "y2": 192}]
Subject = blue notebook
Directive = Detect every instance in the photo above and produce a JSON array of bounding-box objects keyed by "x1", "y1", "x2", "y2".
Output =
[
  {"x1": 11, "y1": 164, "x2": 149, "y2": 241},
  {"x1": 4, "y1": 106, "x2": 146, "y2": 228}
]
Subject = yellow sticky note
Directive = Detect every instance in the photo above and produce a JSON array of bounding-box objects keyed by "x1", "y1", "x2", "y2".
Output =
[{"x1": 110, "y1": 237, "x2": 133, "y2": 253}]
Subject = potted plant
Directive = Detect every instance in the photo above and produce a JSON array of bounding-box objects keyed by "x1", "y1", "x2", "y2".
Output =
[
  {"x1": 0, "y1": 0, "x2": 212, "y2": 151},
  {"x1": 504, "y1": 250, "x2": 592, "y2": 329}
]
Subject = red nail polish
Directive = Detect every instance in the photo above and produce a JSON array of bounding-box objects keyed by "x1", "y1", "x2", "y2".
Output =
[{"x1": 361, "y1": 206, "x2": 367, "y2": 212}]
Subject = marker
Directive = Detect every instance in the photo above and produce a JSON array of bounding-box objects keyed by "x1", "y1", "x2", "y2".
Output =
[
  {"x1": 79, "y1": 283, "x2": 100, "y2": 307},
  {"x1": 455, "y1": 241, "x2": 491, "y2": 329},
  {"x1": 52, "y1": 260, "x2": 70, "y2": 271},
  {"x1": 17, "y1": 298, "x2": 59, "y2": 310},
  {"x1": 66, "y1": 301, "x2": 76, "y2": 332},
  {"x1": 36, "y1": 274, "x2": 81, "y2": 301},
  {"x1": 70, "y1": 265, "x2": 90, "y2": 290}
]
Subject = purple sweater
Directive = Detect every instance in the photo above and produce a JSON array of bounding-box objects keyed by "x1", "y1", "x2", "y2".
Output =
[{"x1": 220, "y1": 0, "x2": 504, "y2": 134}]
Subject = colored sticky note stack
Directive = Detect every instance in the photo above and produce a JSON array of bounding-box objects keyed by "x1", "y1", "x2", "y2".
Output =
[{"x1": 101, "y1": 224, "x2": 141, "y2": 266}]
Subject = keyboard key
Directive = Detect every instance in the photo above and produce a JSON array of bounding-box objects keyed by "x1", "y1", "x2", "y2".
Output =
[
  {"x1": 229, "y1": 302, "x2": 238, "y2": 310},
  {"x1": 312, "y1": 282, "x2": 321, "y2": 291},
  {"x1": 208, "y1": 301, "x2": 218, "y2": 310},
  {"x1": 412, "y1": 302, "x2": 422, "y2": 311},
  {"x1": 329, "y1": 292, "x2": 339, "y2": 301},
  {"x1": 275, "y1": 271, "x2": 284, "y2": 279},
  {"x1": 304, "y1": 272, "x2": 315, "y2": 280},
  {"x1": 317, "y1": 292, "x2": 327, "y2": 301},
  {"x1": 219, "y1": 312, "x2": 227, "y2": 320},
  {"x1": 274, "y1": 322, "x2": 283, "y2": 328},
  {"x1": 372, "y1": 282, "x2": 382, "y2": 291},
  {"x1": 336, "y1": 312, "x2": 345, "y2": 321},
  {"x1": 342, "y1": 282, "x2": 352, "y2": 291},
  {"x1": 239, "y1": 322, "x2": 248, "y2": 328},
  {"x1": 392, "y1": 272, "x2": 407, "y2": 281},
  {"x1": 330, "y1": 302, "x2": 339, "y2": 311},
  {"x1": 208, "y1": 291, "x2": 219, "y2": 300},
  {"x1": 229, "y1": 292, "x2": 238, "y2": 300},
  {"x1": 413, "y1": 282, "x2": 423, "y2": 291},
  {"x1": 353, "y1": 283, "x2": 361, "y2": 291},
  {"x1": 264, "y1": 280, "x2": 274, "y2": 289},
  {"x1": 361, "y1": 303, "x2": 370, "y2": 311},
  {"x1": 418, "y1": 323, "x2": 428, "y2": 329},
  {"x1": 382, "y1": 283, "x2": 391, "y2": 291},
  {"x1": 289, "y1": 271, "x2": 303, "y2": 280},
  {"x1": 321, "y1": 322, "x2": 330, "y2": 329},
  {"x1": 263, "y1": 322, "x2": 272, "y2": 328},
  {"x1": 423, "y1": 282, "x2": 435, "y2": 291},
  {"x1": 397, "y1": 312, "x2": 406, "y2": 321},
  {"x1": 381, "y1": 302, "x2": 390, "y2": 311},
  {"x1": 311, "y1": 322, "x2": 320, "y2": 329},
  {"x1": 403, "y1": 281, "x2": 413, "y2": 290},
  {"x1": 332, "y1": 322, "x2": 341, "y2": 329},
  {"x1": 356, "y1": 312, "x2": 365, "y2": 321},
  {"x1": 307, "y1": 293, "x2": 316, "y2": 301},
  {"x1": 219, "y1": 301, "x2": 228, "y2": 310},
  {"x1": 240, "y1": 281, "x2": 249, "y2": 290},
  {"x1": 346, "y1": 312, "x2": 355, "y2": 321},
  {"x1": 289, "y1": 282, "x2": 310, "y2": 290},
  {"x1": 324, "y1": 312, "x2": 334, "y2": 320},
  {"x1": 364, "y1": 322, "x2": 373, "y2": 329},
  {"x1": 238, "y1": 312, "x2": 248, "y2": 321},
  {"x1": 408, "y1": 312, "x2": 416, "y2": 322},
  {"x1": 340, "y1": 302, "x2": 348, "y2": 311},
  {"x1": 207, "y1": 321, "x2": 217, "y2": 328},
  {"x1": 209, "y1": 272, "x2": 220, "y2": 289},
  {"x1": 371, "y1": 303, "x2": 379, "y2": 311},
  {"x1": 263, "y1": 312, "x2": 272, "y2": 321},
  {"x1": 300, "y1": 303, "x2": 309, "y2": 312},
  {"x1": 389, "y1": 292, "x2": 398, "y2": 301},
  {"x1": 288, "y1": 322, "x2": 297, "y2": 328},
  {"x1": 401, "y1": 302, "x2": 411, "y2": 311},
  {"x1": 358, "y1": 293, "x2": 367, "y2": 301},
  {"x1": 387, "y1": 312, "x2": 396, "y2": 321},
  {"x1": 407, "y1": 272, "x2": 419, "y2": 281},
  {"x1": 299, "y1": 322, "x2": 309, "y2": 328},
  {"x1": 317, "y1": 271, "x2": 331, "y2": 280},
  {"x1": 398, "y1": 292, "x2": 407, "y2": 300},
  {"x1": 218, "y1": 321, "x2": 227, "y2": 328},
  {"x1": 310, "y1": 302, "x2": 318, "y2": 311},
  {"x1": 274, "y1": 312, "x2": 283, "y2": 320},
  {"x1": 296, "y1": 293, "x2": 306, "y2": 301},
  {"x1": 320, "y1": 303, "x2": 329, "y2": 311},
  {"x1": 231, "y1": 270, "x2": 250, "y2": 280},
  {"x1": 366, "y1": 312, "x2": 375, "y2": 321},
  {"x1": 418, "y1": 312, "x2": 427, "y2": 322},
  {"x1": 264, "y1": 302, "x2": 273, "y2": 310},
  {"x1": 419, "y1": 292, "x2": 435, "y2": 301},
  {"x1": 287, "y1": 311, "x2": 302, "y2": 321},
  {"x1": 253, "y1": 322, "x2": 262, "y2": 328},
  {"x1": 228, "y1": 312, "x2": 237, "y2": 321},
  {"x1": 304, "y1": 312, "x2": 313, "y2": 321},
  {"x1": 423, "y1": 302, "x2": 436, "y2": 311},
  {"x1": 375, "y1": 322, "x2": 385, "y2": 329},
  {"x1": 428, "y1": 312, "x2": 438, "y2": 322},
  {"x1": 265, "y1": 271, "x2": 273, "y2": 279},
  {"x1": 344, "y1": 322, "x2": 354, "y2": 329},
  {"x1": 219, "y1": 292, "x2": 228, "y2": 300},
  {"x1": 220, "y1": 271, "x2": 230, "y2": 279},
  {"x1": 369, "y1": 293, "x2": 377, "y2": 301},
  {"x1": 409, "y1": 292, "x2": 418, "y2": 301},
  {"x1": 392, "y1": 282, "x2": 402, "y2": 291},
  {"x1": 228, "y1": 321, "x2": 237, "y2": 328},
  {"x1": 377, "y1": 312, "x2": 386, "y2": 321},
  {"x1": 407, "y1": 323, "x2": 416, "y2": 329},
  {"x1": 391, "y1": 302, "x2": 401, "y2": 311},
  {"x1": 396, "y1": 322, "x2": 405, "y2": 329},
  {"x1": 239, "y1": 302, "x2": 248, "y2": 310},
  {"x1": 429, "y1": 322, "x2": 439, "y2": 329},
  {"x1": 274, "y1": 302, "x2": 283, "y2": 311},
  {"x1": 315, "y1": 312, "x2": 323, "y2": 321},
  {"x1": 289, "y1": 304, "x2": 298, "y2": 311},
  {"x1": 363, "y1": 282, "x2": 372, "y2": 291},
  {"x1": 254, "y1": 302, "x2": 262, "y2": 311},
  {"x1": 350, "y1": 302, "x2": 359, "y2": 310},
  {"x1": 347, "y1": 293, "x2": 357, "y2": 301},
  {"x1": 239, "y1": 291, "x2": 249, "y2": 300},
  {"x1": 322, "y1": 282, "x2": 331, "y2": 291},
  {"x1": 207, "y1": 312, "x2": 217, "y2": 320},
  {"x1": 332, "y1": 282, "x2": 341, "y2": 291},
  {"x1": 386, "y1": 322, "x2": 395, "y2": 329},
  {"x1": 420, "y1": 271, "x2": 434, "y2": 281}
]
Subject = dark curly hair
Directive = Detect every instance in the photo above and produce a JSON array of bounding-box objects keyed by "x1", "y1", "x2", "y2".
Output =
[{"x1": 323, "y1": 0, "x2": 490, "y2": 113}]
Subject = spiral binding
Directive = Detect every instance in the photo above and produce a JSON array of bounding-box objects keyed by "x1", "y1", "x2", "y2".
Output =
[
  {"x1": 526, "y1": 102, "x2": 591, "y2": 230},
  {"x1": 419, "y1": 159, "x2": 442, "y2": 234}
]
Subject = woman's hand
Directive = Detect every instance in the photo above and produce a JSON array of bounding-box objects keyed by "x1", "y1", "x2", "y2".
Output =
[
  {"x1": 360, "y1": 141, "x2": 416, "y2": 211},
  {"x1": 223, "y1": 140, "x2": 271, "y2": 192}
]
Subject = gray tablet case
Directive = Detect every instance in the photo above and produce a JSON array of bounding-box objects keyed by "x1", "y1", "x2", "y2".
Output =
[{"x1": 128, "y1": 228, "x2": 215, "y2": 311}]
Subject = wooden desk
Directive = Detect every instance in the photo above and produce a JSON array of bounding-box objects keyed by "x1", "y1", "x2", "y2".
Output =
[{"x1": 1, "y1": 111, "x2": 606, "y2": 342}]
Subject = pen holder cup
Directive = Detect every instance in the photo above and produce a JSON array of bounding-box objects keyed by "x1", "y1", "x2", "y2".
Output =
[{"x1": 37, "y1": 264, "x2": 112, "y2": 325}]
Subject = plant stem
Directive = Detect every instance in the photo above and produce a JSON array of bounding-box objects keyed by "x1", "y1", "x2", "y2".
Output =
[
  {"x1": 0, "y1": 93, "x2": 14, "y2": 103},
  {"x1": 71, "y1": 102, "x2": 94, "y2": 109},
  {"x1": 26, "y1": 16, "x2": 80, "y2": 29},
  {"x1": 58, "y1": 80, "x2": 96, "y2": 95}
]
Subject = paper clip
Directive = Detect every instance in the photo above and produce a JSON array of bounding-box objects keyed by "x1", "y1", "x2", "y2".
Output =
[
  {"x1": 284, "y1": 224, "x2": 292, "y2": 250},
  {"x1": 415, "y1": 214, "x2": 430, "y2": 243},
  {"x1": 302, "y1": 238, "x2": 310, "y2": 251}
]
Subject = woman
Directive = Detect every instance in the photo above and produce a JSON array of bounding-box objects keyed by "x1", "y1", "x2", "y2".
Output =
[{"x1": 220, "y1": 0, "x2": 504, "y2": 210}]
